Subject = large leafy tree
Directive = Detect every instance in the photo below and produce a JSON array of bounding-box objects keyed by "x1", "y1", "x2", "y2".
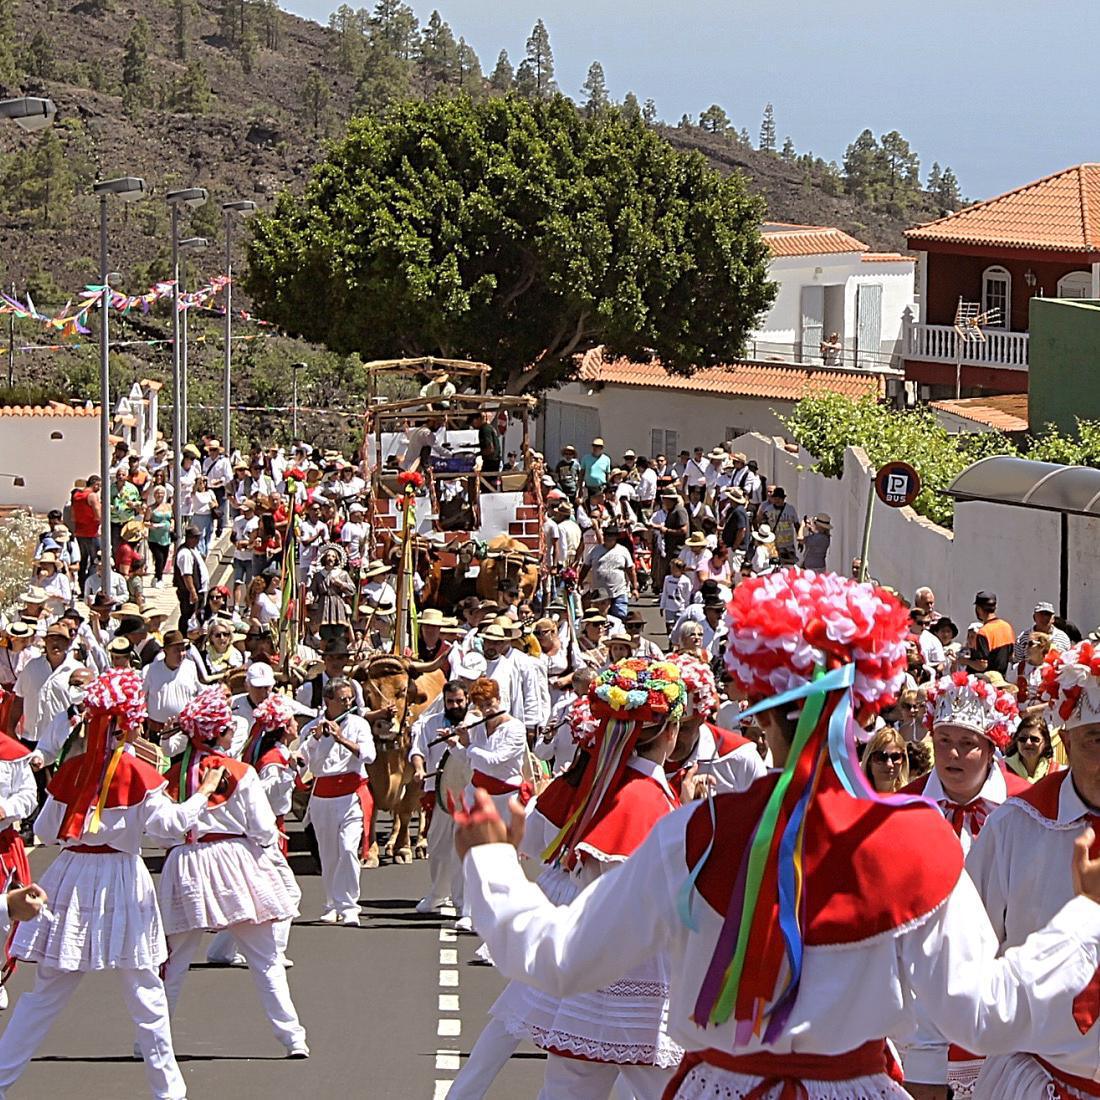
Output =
[{"x1": 245, "y1": 94, "x2": 776, "y2": 393}]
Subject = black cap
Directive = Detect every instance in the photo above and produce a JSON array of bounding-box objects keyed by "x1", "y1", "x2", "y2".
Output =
[{"x1": 975, "y1": 590, "x2": 997, "y2": 607}]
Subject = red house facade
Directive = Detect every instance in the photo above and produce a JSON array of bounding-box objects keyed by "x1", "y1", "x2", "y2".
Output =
[{"x1": 904, "y1": 164, "x2": 1100, "y2": 399}]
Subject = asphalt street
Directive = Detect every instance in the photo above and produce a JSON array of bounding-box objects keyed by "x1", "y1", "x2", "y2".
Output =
[{"x1": 2, "y1": 826, "x2": 545, "y2": 1099}]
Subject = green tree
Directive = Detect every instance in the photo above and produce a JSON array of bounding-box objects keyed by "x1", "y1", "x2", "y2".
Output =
[
  {"x1": 0, "y1": 0, "x2": 19, "y2": 84},
  {"x1": 489, "y1": 49, "x2": 513, "y2": 92},
  {"x1": 759, "y1": 102, "x2": 776, "y2": 152},
  {"x1": 121, "y1": 18, "x2": 152, "y2": 112},
  {"x1": 174, "y1": 59, "x2": 212, "y2": 113},
  {"x1": 676, "y1": 113, "x2": 694, "y2": 129},
  {"x1": 781, "y1": 136, "x2": 796, "y2": 161},
  {"x1": 880, "y1": 130, "x2": 920, "y2": 202},
  {"x1": 328, "y1": 5, "x2": 364, "y2": 72},
  {"x1": 173, "y1": 0, "x2": 195, "y2": 59},
  {"x1": 581, "y1": 60, "x2": 609, "y2": 116},
  {"x1": 843, "y1": 128, "x2": 885, "y2": 204},
  {"x1": 87, "y1": 56, "x2": 110, "y2": 91},
  {"x1": 737, "y1": 126, "x2": 750, "y2": 145},
  {"x1": 513, "y1": 58, "x2": 537, "y2": 98},
  {"x1": 245, "y1": 95, "x2": 776, "y2": 394},
  {"x1": 302, "y1": 68, "x2": 330, "y2": 132},
  {"x1": 30, "y1": 131, "x2": 75, "y2": 223},
  {"x1": 524, "y1": 18, "x2": 555, "y2": 98},
  {"x1": 620, "y1": 91, "x2": 641, "y2": 124},
  {"x1": 238, "y1": 26, "x2": 258, "y2": 72},
  {"x1": 418, "y1": 10, "x2": 457, "y2": 90},
  {"x1": 371, "y1": 0, "x2": 418, "y2": 60},
  {"x1": 926, "y1": 161, "x2": 942, "y2": 194},
  {"x1": 258, "y1": 0, "x2": 280, "y2": 50},
  {"x1": 24, "y1": 29, "x2": 54, "y2": 77},
  {"x1": 219, "y1": 0, "x2": 244, "y2": 43},
  {"x1": 354, "y1": 37, "x2": 411, "y2": 114},
  {"x1": 937, "y1": 167, "x2": 961, "y2": 210},
  {"x1": 456, "y1": 38, "x2": 482, "y2": 96},
  {"x1": 642, "y1": 98, "x2": 657, "y2": 125},
  {"x1": 698, "y1": 103, "x2": 729, "y2": 134}
]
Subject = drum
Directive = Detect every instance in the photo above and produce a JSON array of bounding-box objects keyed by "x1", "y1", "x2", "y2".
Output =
[{"x1": 436, "y1": 748, "x2": 472, "y2": 817}]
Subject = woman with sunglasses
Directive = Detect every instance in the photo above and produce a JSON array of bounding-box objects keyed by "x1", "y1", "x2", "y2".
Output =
[
  {"x1": 1003, "y1": 715, "x2": 1060, "y2": 783},
  {"x1": 201, "y1": 618, "x2": 244, "y2": 676},
  {"x1": 861, "y1": 727, "x2": 910, "y2": 794}
]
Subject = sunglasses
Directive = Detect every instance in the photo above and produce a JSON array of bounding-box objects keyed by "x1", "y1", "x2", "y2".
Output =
[
  {"x1": 870, "y1": 751, "x2": 906, "y2": 765},
  {"x1": 534, "y1": 628, "x2": 554, "y2": 636},
  {"x1": 1017, "y1": 735, "x2": 1043, "y2": 746},
  {"x1": 210, "y1": 631, "x2": 231, "y2": 639}
]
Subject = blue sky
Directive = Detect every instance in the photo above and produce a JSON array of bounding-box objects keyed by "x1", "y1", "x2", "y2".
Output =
[{"x1": 283, "y1": 0, "x2": 1099, "y2": 200}]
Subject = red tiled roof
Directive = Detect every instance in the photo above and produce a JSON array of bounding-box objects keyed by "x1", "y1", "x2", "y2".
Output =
[
  {"x1": 907, "y1": 164, "x2": 1100, "y2": 252},
  {"x1": 762, "y1": 222, "x2": 868, "y2": 257},
  {"x1": 930, "y1": 393, "x2": 1029, "y2": 433},
  {"x1": 578, "y1": 347, "x2": 883, "y2": 402},
  {"x1": 0, "y1": 401, "x2": 97, "y2": 417},
  {"x1": 861, "y1": 252, "x2": 914, "y2": 263}
]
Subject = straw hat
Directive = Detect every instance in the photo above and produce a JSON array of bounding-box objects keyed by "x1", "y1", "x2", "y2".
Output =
[
  {"x1": 362, "y1": 560, "x2": 392, "y2": 579},
  {"x1": 21, "y1": 586, "x2": 47, "y2": 604},
  {"x1": 36, "y1": 552, "x2": 59, "y2": 569},
  {"x1": 606, "y1": 630, "x2": 633, "y2": 647},
  {"x1": 419, "y1": 608, "x2": 446, "y2": 626},
  {"x1": 814, "y1": 513, "x2": 832, "y2": 530},
  {"x1": 752, "y1": 525, "x2": 776, "y2": 545},
  {"x1": 685, "y1": 532, "x2": 708, "y2": 550},
  {"x1": 479, "y1": 624, "x2": 508, "y2": 642},
  {"x1": 120, "y1": 520, "x2": 146, "y2": 542}
]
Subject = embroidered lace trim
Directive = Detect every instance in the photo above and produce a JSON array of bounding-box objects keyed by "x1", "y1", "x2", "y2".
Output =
[{"x1": 673, "y1": 1067, "x2": 910, "y2": 1099}]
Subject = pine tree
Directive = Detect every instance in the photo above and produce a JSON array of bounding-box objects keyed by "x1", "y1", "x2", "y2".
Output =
[
  {"x1": 676, "y1": 113, "x2": 694, "y2": 129},
  {"x1": 419, "y1": 10, "x2": 458, "y2": 89},
  {"x1": 642, "y1": 98, "x2": 657, "y2": 125},
  {"x1": 781, "y1": 136, "x2": 795, "y2": 161},
  {"x1": 173, "y1": 0, "x2": 195, "y2": 60},
  {"x1": 87, "y1": 56, "x2": 109, "y2": 91},
  {"x1": 456, "y1": 38, "x2": 482, "y2": 96},
  {"x1": 259, "y1": 0, "x2": 280, "y2": 50},
  {"x1": 121, "y1": 18, "x2": 151, "y2": 112},
  {"x1": 24, "y1": 29, "x2": 54, "y2": 77},
  {"x1": 581, "y1": 60, "x2": 609, "y2": 116},
  {"x1": 926, "y1": 161, "x2": 942, "y2": 194},
  {"x1": 174, "y1": 59, "x2": 212, "y2": 112},
  {"x1": 489, "y1": 49, "x2": 513, "y2": 92},
  {"x1": 328, "y1": 4, "x2": 364, "y2": 73},
  {"x1": 372, "y1": 0, "x2": 418, "y2": 60},
  {"x1": 30, "y1": 130, "x2": 74, "y2": 223},
  {"x1": 524, "y1": 18, "x2": 555, "y2": 97},
  {"x1": 620, "y1": 92, "x2": 641, "y2": 123},
  {"x1": 219, "y1": 0, "x2": 243, "y2": 44},
  {"x1": 880, "y1": 130, "x2": 920, "y2": 202},
  {"x1": 0, "y1": 0, "x2": 18, "y2": 84},
  {"x1": 354, "y1": 37, "x2": 411, "y2": 114},
  {"x1": 759, "y1": 102, "x2": 776, "y2": 152},
  {"x1": 842, "y1": 128, "x2": 885, "y2": 204},
  {"x1": 937, "y1": 167, "x2": 961, "y2": 210},
  {"x1": 238, "y1": 25, "x2": 257, "y2": 72},
  {"x1": 302, "y1": 69, "x2": 330, "y2": 132},
  {"x1": 737, "y1": 127, "x2": 751, "y2": 145},
  {"x1": 698, "y1": 104, "x2": 729, "y2": 134},
  {"x1": 513, "y1": 58, "x2": 537, "y2": 98}
]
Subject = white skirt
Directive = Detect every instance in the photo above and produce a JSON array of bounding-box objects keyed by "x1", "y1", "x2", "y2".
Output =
[
  {"x1": 490, "y1": 864, "x2": 683, "y2": 1067},
  {"x1": 159, "y1": 836, "x2": 299, "y2": 935},
  {"x1": 673, "y1": 1067, "x2": 910, "y2": 1100},
  {"x1": 13, "y1": 850, "x2": 166, "y2": 972}
]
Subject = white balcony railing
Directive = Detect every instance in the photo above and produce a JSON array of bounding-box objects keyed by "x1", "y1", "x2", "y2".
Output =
[{"x1": 904, "y1": 321, "x2": 1029, "y2": 370}]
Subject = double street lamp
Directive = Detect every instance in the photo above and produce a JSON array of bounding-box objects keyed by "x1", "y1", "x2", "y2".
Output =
[
  {"x1": 222, "y1": 200, "x2": 256, "y2": 453},
  {"x1": 178, "y1": 236, "x2": 208, "y2": 448},
  {"x1": 92, "y1": 176, "x2": 147, "y2": 599},
  {"x1": 166, "y1": 187, "x2": 208, "y2": 540},
  {"x1": 0, "y1": 96, "x2": 57, "y2": 131}
]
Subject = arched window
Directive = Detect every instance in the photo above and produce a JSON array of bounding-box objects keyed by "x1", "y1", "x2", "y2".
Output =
[
  {"x1": 1057, "y1": 271, "x2": 1093, "y2": 299},
  {"x1": 982, "y1": 266, "x2": 1011, "y2": 328},
  {"x1": 49, "y1": 431, "x2": 63, "y2": 440}
]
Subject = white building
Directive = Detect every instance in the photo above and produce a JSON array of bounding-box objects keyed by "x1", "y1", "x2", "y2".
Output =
[{"x1": 752, "y1": 223, "x2": 916, "y2": 371}]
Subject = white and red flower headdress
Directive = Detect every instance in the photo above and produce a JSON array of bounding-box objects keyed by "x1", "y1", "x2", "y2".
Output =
[
  {"x1": 1036, "y1": 641, "x2": 1100, "y2": 730},
  {"x1": 244, "y1": 693, "x2": 298, "y2": 765},
  {"x1": 924, "y1": 671, "x2": 1019, "y2": 751},
  {"x1": 667, "y1": 651, "x2": 719, "y2": 721},
  {"x1": 566, "y1": 694, "x2": 600, "y2": 750},
  {"x1": 178, "y1": 687, "x2": 234, "y2": 746},
  {"x1": 724, "y1": 568, "x2": 910, "y2": 718}
]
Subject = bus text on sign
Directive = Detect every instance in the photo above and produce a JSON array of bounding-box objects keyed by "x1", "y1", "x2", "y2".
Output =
[{"x1": 874, "y1": 461, "x2": 921, "y2": 508}]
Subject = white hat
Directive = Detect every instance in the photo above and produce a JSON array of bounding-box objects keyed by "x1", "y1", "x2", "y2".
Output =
[
  {"x1": 245, "y1": 662, "x2": 277, "y2": 688},
  {"x1": 752, "y1": 525, "x2": 776, "y2": 545},
  {"x1": 925, "y1": 673, "x2": 1019, "y2": 750},
  {"x1": 1038, "y1": 642, "x2": 1100, "y2": 731}
]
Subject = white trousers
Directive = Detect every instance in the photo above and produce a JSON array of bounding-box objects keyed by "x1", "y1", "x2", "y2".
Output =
[
  {"x1": 162, "y1": 923, "x2": 306, "y2": 1050},
  {"x1": 973, "y1": 1052, "x2": 1053, "y2": 1098},
  {"x1": 0, "y1": 964, "x2": 186, "y2": 1100},
  {"x1": 537, "y1": 1053, "x2": 674, "y2": 1100},
  {"x1": 206, "y1": 917, "x2": 293, "y2": 962},
  {"x1": 446, "y1": 1017, "x2": 518, "y2": 1100},
  {"x1": 309, "y1": 792, "x2": 363, "y2": 917},
  {"x1": 427, "y1": 803, "x2": 463, "y2": 908}
]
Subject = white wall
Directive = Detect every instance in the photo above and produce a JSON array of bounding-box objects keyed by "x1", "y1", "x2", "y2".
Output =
[
  {"x1": 0, "y1": 415, "x2": 102, "y2": 513},
  {"x1": 731, "y1": 432, "x2": 1088, "y2": 635},
  {"x1": 544, "y1": 384, "x2": 795, "y2": 458},
  {"x1": 845, "y1": 263, "x2": 916, "y2": 366}
]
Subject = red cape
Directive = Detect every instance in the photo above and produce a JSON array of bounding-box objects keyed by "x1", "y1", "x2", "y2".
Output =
[
  {"x1": 0, "y1": 732, "x2": 30, "y2": 762},
  {"x1": 685, "y1": 769, "x2": 964, "y2": 945},
  {"x1": 166, "y1": 753, "x2": 250, "y2": 807},
  {"x1": 574, "y1": 767, "x2": 679, "y2": 862},
  {"x1": 49, "y1": 751, "x2": 164, "y2": 811}
]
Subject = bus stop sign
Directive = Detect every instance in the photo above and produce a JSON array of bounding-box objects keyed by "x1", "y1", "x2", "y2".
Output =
[{"x1": 874, "y1": 461, "x2": 921, "y2": 508}]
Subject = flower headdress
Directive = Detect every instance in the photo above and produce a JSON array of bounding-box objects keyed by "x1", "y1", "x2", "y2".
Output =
[
  {"x1": 686, "y1": 569, "x2": 912, "y2": 1040},
  {"x1": 243, "y1": 692, "x2": 297, "y2": 766},
  {"x1": 58, "y1": 668, "x2": 149, "y2": 840},
  {"x1": 567, "y1": 694, "x2": 600, "y2": 750},
  {"x1": 666, "y1": 651, "x2": 720, "y2": 721},
  {"x1": 1036, "y1": 641, "x2": 1100, "y2": 730},
  {"x1": 542, "y1": 658, "x2": 686, "y2": 867},
  {"x1": 177, "y1": 687, "x2": 234, "y2": 801},
  {"x1": 924, "y1": 671, "x2": 1019, "y2": 750}
]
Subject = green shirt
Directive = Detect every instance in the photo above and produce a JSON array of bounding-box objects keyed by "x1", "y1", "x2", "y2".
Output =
[{"x1": 110, "y1": 481, "x2": 142, "y2": 526}]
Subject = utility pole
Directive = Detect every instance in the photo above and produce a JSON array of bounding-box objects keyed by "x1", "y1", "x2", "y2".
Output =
[{"x1": 6, "y1": 283, "x2": 13, "y2": 389}]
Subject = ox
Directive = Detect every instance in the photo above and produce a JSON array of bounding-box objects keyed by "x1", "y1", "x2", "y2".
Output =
[
  {"x1": 351, "y1": 653, "x2": 446, "y2": 866},
  {"x1": 476, "y1": 534, "x2": 540, "y2": 603}
]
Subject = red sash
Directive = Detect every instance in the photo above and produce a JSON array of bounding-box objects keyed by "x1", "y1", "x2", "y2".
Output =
[
  {"x1": 662, "y1": 1040, "x2": 899, "y2": 1100},
  {"x1": 0, "y1": 826, "x2": 31, "y2": 980},
  {"x1": 67, "y1": 844, "x2": 120, "y2": 854},
  {"x1": 1036, "y1": 1056, "x2": 1100, "y2": 1099},
  {"x1": 471, "y1": 769, "x2": 533, "y2": 804},
  {"x1": 275, "y1": 814, "x2": 288, "y2": 858},
  {"x1": 0, "y1": 690, "x2": 13, "y2": 738},
  {"x1": 313, "y1": 773, "x2": 373, "y2": 860}
]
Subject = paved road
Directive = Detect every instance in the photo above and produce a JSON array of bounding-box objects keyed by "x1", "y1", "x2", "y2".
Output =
[{"x1": 3, "y1": 826, "x2": 544, "y2": 1099}]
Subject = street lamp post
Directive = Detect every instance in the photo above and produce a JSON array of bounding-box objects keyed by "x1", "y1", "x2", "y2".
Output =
[
  {"x1": 178, "y1": 236, "x2": 208, "y2": 449},
  {"x1": 166, "y1": 188, "x2": 208, "y2": 541},
  {"x1": 221, "y1": 200, "x2": 256, "y2": 454},
  {"x1": 91, "y1": 176, "x2": 146, "y2": 602},
  {"x1": 291, "y1": 361, "x2": 306, "y2": 441},
  {"x1": 0, "y1": 96, "x2": 57, "y2": 131}
]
